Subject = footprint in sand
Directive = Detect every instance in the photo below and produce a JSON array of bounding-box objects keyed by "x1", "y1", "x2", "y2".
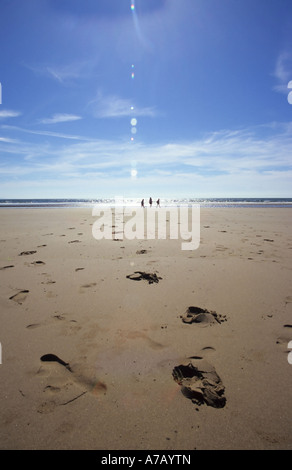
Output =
[
  {"x1": 31, "y1": 260, "x2": 45, "y2": 266},
  {"x1": 26, "y1": 323, "x2": 42, "y2": 329},
  {"x1": 126, "y1": 271, "x2": 162, "y2": 284},
  {"x1": 37, "y1": 353, "x2": 107, "y2": 413},
  {"x1": 276, "y1": 324, "x2": 292, "y2": 354},
  {"x1": 181, "y1": 306, "x2": 227, "y2": 326},
  {"x1": 0, "y1": 265, "x2": 14, "y2": 270},
  {"x1": 40, "y1": 354, "x2": 72, "y2": 370},
  {"x1": 172, "y1": 355, "x2": 226, "y2": 408},
  {"x1": 9, "y1": 290, "x2": 29, "y2": 304},
  {"x1": 26, "y1": 314, "x2": 78, "y2": 332},
  {"x1": 276, "y1": 335, "x2": 292, "y2": 353},
  {"x1": 79, "y1": 283, "x2": 97, "y2": 294},
  {"x1": 19, "y1": 250, "x2": 37, "y2": 256},
  {"x1": 201, "y1": 346, "x2": 216, "y2": 355}
]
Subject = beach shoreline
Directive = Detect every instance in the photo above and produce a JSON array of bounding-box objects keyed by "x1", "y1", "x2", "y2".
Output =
[{"x1": 0, "y1": 207, "x2": 291, "y2": 450}]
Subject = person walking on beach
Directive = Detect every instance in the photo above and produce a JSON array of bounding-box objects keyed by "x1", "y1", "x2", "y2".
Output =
[
  {"x1": 149, "y1": 197, "x2": 152, "y2": 208},
  {"x1": 141, "y1": 199, "x2": 145, "y2": 208},
  {"x1": 156, "y1": 198, "x2": 160, "y2": 208}
]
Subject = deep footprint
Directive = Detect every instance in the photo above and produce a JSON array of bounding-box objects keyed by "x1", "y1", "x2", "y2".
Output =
[
  {"x1": 172, "y1": 357, "x2": 226, "y2": 408},
  {"x1": 181, "y1": 306, "x2": 227, "y2": 326},
  {"x1": 126, "y1": 271, "x2": 162, "y2": 284}
]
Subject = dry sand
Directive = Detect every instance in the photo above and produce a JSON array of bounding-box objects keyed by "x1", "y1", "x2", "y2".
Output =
[{"x1": 0, "y1": 206, "x2": 291, "y2": 450}]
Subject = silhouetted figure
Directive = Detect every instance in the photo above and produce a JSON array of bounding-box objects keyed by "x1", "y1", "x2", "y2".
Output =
[
  {"x1": 141, "y1": 199, "x2": 145, "y2": 208},
  {"x1": 156, "y1": 198, "x2": 160, "y2": 208},
  {"x1": 149, "y1": 197, "x2": 152, "y2": 207}
]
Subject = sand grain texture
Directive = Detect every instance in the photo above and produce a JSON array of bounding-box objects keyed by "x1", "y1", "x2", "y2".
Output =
[{"x1": 0, "y1": 207, "x2": 291, "y2": 450}]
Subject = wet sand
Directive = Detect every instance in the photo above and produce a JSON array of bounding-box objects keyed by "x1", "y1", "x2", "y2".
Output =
[{"x1": 0, "y1": 207, "x2": 291, "y2": 450}]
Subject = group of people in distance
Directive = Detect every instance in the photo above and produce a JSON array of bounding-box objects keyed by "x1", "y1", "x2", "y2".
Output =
[{"x1": 141, "y1": 197, "x2": 160, "y2": 208}]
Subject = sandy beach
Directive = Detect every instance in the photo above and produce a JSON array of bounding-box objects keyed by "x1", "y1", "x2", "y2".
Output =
[{"x1": 0, "y1": 206, "x2": 291, "y2": 450}]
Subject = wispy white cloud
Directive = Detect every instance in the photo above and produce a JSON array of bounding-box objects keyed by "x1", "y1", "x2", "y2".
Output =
[
  {"x1": 0, "y1": 123, "x2": 291, "y2": 197},
  {"x1": 25, "y1": 59, "x2": 96, "y2": 84},
  {"x1": 0, "y1": 109, "x2": 22, "y2": 118},
  {"x1": 39, "y1": 113, "x2": 82, "y2": 124},
  {"x1": 90, "y1": 91, "x2": 157, "y2": 118},
  {"x1": 2, "y1": 124, "x2": 91, "y2": 141},
  {"x1": 0, "y1": 136, "x2": 19, "y2": 143},
  {"x1": 273, "y1": 51, "x2": 292, "y2": 93}
]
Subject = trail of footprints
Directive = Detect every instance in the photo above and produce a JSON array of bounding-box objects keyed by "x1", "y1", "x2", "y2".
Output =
[
  {"x1": 4, "y1": 222, "x2": 109, "y2": 411},
  {"x1": 174, "y1": 305, "x2": 227, "y2": 408},
  {"x1": 5, "y1": 224, "x2": 87, "y2": 304},
  {"x1": 2, "y1": 222, "x2": 290, "y2": 413},
  {"x1": 125, "y1": 271, "x2": 228, "y2": 408},
  {"x1": 5, "y1": 231, "x2": 228, "y2": 411}
]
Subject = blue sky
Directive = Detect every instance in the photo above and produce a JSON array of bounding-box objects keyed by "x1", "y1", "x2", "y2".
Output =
[{"x1": 0, "y1": 0, "x2": 292, "y2": 199}]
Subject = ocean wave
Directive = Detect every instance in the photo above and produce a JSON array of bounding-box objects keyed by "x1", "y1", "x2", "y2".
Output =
[{"x1": 0, "y1": 198, "x2": 292, "y2": 208}]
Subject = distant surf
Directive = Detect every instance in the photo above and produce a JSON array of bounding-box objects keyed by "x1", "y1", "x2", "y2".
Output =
[{"x1": 0, "y1": 198, "x2": 291, "y2": 208}]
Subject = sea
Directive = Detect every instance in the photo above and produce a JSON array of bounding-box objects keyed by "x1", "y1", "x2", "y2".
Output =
[{"x1": 0, "y1": 198, "x2": 291, "y2": 208}]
